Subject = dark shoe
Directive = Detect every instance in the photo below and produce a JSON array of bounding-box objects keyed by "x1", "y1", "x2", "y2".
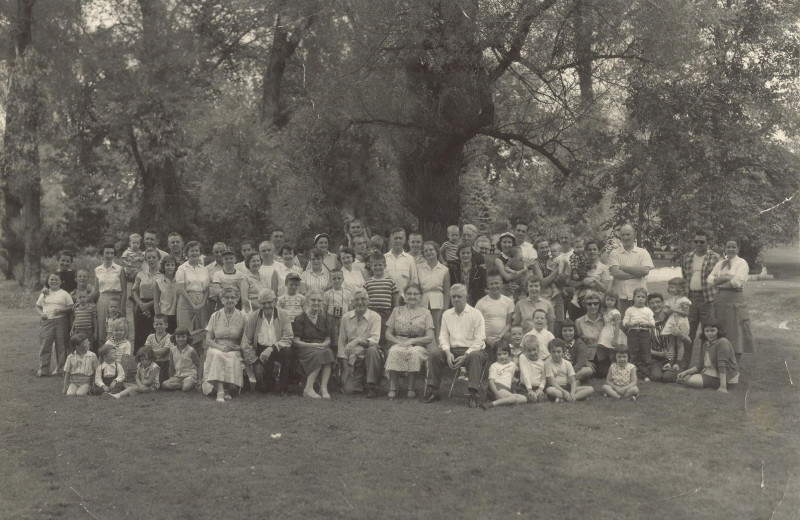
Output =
[
  {"x1": 365, "y1": 385, "x2": 377, "y2": 399},
  {"x1": 468, "y1": 393, "x2": 480, "y2": 408}
]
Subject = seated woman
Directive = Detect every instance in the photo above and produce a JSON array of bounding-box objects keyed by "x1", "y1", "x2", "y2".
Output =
[
  {"x1": 384, "y1": 283, "x2": 435, "y2": 399},
  {"x1": 677, "y1": 323, "x2": 738, "y2": 392},
  {"x1": 202, "y1": 287, "x2": 246, "y2": 402},
  {"x1": 292, "y1": 289, "x2": 336, "y2": 399}
]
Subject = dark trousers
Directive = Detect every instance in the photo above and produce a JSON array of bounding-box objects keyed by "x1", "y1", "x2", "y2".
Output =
[
  {"x1": 685, "y1": 291, "x2": 715, "y2": 367},
  {"x1": 344, "y1": 345, "x2": 384, "y2": 393},
  {"x1": 627, "y1": 329, "x2": 652, "y2": 376},
  {"x1": 255, "y1": 344, "x2": 295, "y2": 392},
  {"x1": 133, "y1": 300, "x2": 155, "y2": 354},
  {"x1": 427, "y1": 347, "x2": 487, "y2": 393},
  {"x1": 618, "y1": 298, "x2": 633, "y2": 317}
]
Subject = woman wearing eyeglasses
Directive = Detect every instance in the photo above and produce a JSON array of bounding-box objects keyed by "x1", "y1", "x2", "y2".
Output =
[{"x1": 568, "y1": 239, "x2": 611, "y2": 321}]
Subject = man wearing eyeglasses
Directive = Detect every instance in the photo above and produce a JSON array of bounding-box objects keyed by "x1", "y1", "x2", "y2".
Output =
[{"x1": 679, "y1": 230, "x2": 721, "y2": 368}]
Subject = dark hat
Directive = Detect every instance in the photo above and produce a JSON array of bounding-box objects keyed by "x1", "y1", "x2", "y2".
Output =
[
  {"x1": 285, "y1": 272, "x2": 302, "y2": 283},
  {"x1": 221, "y1": 248, "x2": 237, "y2": 257}
]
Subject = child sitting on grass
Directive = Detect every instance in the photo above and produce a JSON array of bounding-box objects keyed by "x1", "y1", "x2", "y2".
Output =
[
  {"x1": 517, "y1": 335, "x2": 546, "y2": 403},
  {"x1": 111, "y1": 346, "x2": 160, "y2": 398},
  {"x1": 601, "y1": 346, "x2": 639, "y2": 400},
  {"x1": 662, "y1": 277, "x2": 692, "y2": 371},
  {"x1": 161, "y1": 328, "x2": 199, "y2": 392},
  {"x1": 63, "y1": 334, "x2": 98, "y2": 396},
  {"x1": 482, "y1": 344, "x2": 527, "y2": 410},
  {"x1": 93, "y1": 344, "x2": 125, "y2": 396},
  {"x1": 544, "y1": 339, "x2": 594, "y2": 403}
]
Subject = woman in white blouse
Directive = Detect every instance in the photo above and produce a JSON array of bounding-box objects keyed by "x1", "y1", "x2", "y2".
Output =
[
  {"x1": 175, "y1": 241, "x2": 210, "y2": 333},
  {"x1": 418, "y1": 241, "x2": 450, "y2": 341},
  {"x1": 95, "y1": 243, "x2": 127, "y2": 343},
  {"x1": 338, "y1": 247, "x2": 365, "y2": 293},
  {"x1": 707, "y1": 239, "x2": 754, "y2": 359}
]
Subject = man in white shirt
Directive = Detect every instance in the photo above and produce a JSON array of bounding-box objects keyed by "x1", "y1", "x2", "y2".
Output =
[
  {"x1": 257, "y1": 241, "x2": 280, "y2": 293},
  {"x1": 608, "y1": 224, "x2": 654, "y2": 315},
  {"x1": 384, "y1": 227, "x2": 418, "y2": 297},
  {"x1": 475, "y1": 272, "x2": 514, "y2": 363},
  {"x1": 424, "y1": 284, "x2": 487, "y2": 408}
]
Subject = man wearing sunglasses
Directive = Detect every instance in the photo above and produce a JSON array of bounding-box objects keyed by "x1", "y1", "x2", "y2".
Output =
[{"x1": 679, "y1": 230, "x2": 722, "y2": 368}]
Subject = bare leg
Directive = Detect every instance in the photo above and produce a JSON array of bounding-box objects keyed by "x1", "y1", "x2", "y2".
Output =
[
  {"x1": 406, "y1": 372, "x2": 417, "y2": 396},
  {"x1": 601, "y1": 385, "x2": 621, "y2": 399},
  {"x1": 304, "y1": 367, "x2": 322, "y2": 398},
  {"x1": 388, "y1": 371, "x2": 399, "y2": 392},
  {"x1": 319, "y1": 364, "x2": 332, "y2": 398},
  {"x1": 574, "y1": 385, "x2": 595, "y2": 400},
  {"x1": 620, "y1": 386, "x2": 639, "y2": 398}
]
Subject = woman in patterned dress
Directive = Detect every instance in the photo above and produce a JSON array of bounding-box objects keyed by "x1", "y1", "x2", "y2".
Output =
[
  {"x1": 202, "y1": 287, "x2": 246, "y2": 402},
  {"x1": 384, "y1": 283, "x2": 435, "y2": 399}
]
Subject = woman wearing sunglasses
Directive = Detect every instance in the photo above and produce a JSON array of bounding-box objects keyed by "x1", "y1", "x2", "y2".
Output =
[{"x1": 574, "y1": 291, "x2": 608, "y2": 377}]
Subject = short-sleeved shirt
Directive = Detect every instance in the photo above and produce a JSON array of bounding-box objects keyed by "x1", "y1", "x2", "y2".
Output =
[
  {"x1": 523, "y1": 328, "x2": 555, "y2": 357},
  {"x1": 212, "y1": 269, "x2": 244, "y2": 294},
  {"x1": 324, "y1": 288, "x2": 353, "y2": 318},
  {"x1": 364, "y1": 277, "x2": 398, "y2": 312},
  {"x1": 278, "y1": 293, "x2": 306, "y2": 321},
  {"x1": 610, "y1": 362, "x2": 636, "y2": 387},
  {"x1": 489, "y1": 361, "x2": 517, "y2": 389},
  {"x1": 144, "y1": 332, "x2": 172, "y2": 362},
  {"x1": 384, "y1": 251, "x2": 418, "y2": 296},
  {"x1": 301, "y1": 270, "x2": 331, "y2": 294},
  {"x1": 176, "y1": 262, "x2": 209, "y2": 292},
  {"x1": 95, "y1": 263, "x2": 124, "y2": 294},
  {"x1": 36, "y1": 289, "x2": 73, "y2": 320},
  {"x1": 64, "y1": 351, "x2": 98, "y2": 376},
  {"x1": 341, "y1": 267, "x2": 365, "y2": 294},
  {"x1": 72, "y1": 304, "x2": 97, "y2": 331},
  {"x1": 475, "y1": 294, "x2": 515, "y2": 338},
  {"x1": 417, "y1": 261, "x2": 448, "y2": 310},
  {"x1": 154, "y1": 274, "x2": 177, "y2": 315},
  {"x1": 544, "y1": 357, "x2": 575, "y2": 387},
  {"x1": 607, "y1": 246, "x2": 654, "y2": 300}
]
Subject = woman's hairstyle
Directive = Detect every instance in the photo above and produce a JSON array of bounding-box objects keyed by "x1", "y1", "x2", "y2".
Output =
[
  {"x1": 582, "y1": 291, "x2": 602, "y2": 309},
  {"x1": 171, "y1": 327, "x2": 191, "y2": 344},
  {"x1": 457, "y1": 242, "x2": 473, "y2": 254},
  {"x1": 159, "y1": 254, "x2": 178, "y2": 275},
  {"x1": 495, "y1": 232, "x2": 517, "y2": 250},
  {"x1": 221, "y1": 286, "x2": 240, "y2": 298},
  {"x1": 137, "y1": 346, "x2": 156, "y2": 361},
  {"x1": 184, "y1": 241, "x2": 202, "y2": 255},
  {"x1": 614, "y1": 345, "x2": 629, "y2": 355},
  {"x1": 404, "y1": 282, "x2": 422, "y2": 295},
  {"x1": 102, "y1": 243, "x2": 116, "y2": 254},
  {"x1": 143, "y1": 247, "x2": 159, "y2": 258},
  {"x1": 584, "y1": 239, "x2": 601, "y2": 251},
  {"x1": 306, "y1": 288, "x2": 325, "y2": 300},
  {"x1": 646, "y1": 292, "x2": 664, "y2": 303},
  {"x1": 313, "y1": 233, "x2": 330, "y2": 245},
  {"x1": 309, "y1": 248, "x2": 325, "y2": 259},
  {"x1": 70, "y1": 333, "x2": 88, "y2": 350},
  {"x1": 700, "y1": 322, "x2": 726, "y2": 341},
  {"x1": 245, "y1": 252, "x2": 261, "y2": 269},
  {"x1": 369, "y1": 235, "x2": 386, "y2": 252},
  {"x1": 532, "y1": 237, "x2": 549, "y2": 250},
  {"x1": 339, "y1": 247, "x2": 355, "y2": 260},
  {"x1": 279, "y1": 244, "x2": 294, "y2": 255}
]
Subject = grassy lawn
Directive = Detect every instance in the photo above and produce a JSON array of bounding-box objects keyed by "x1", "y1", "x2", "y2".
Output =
[{"x1": 1, "y1": 245, "x2": 799, "y2": 519}]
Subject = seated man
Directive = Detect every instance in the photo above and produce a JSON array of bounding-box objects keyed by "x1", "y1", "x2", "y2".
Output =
[
  {"x1": 338, "y1": 288, "x2": 383, "y2": 398},
  {"x1": 423, "y1": 284, "x2": 487, "y2": 408},
  {"x1": 240, "y1": 289, "x2": 295, "y2": 395}
]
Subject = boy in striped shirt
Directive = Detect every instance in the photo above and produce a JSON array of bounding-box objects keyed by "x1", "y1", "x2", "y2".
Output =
[{"x1": 363, "y1": 253, "x2": 399, "y2": 347}]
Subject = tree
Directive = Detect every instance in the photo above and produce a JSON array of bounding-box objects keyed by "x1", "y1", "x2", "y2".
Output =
[{"x1": 0, "y1": 0, "x2": 44, "y2": 287}]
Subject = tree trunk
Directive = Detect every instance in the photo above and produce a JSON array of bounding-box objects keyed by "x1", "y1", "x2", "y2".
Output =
[
  {"x1": 574, "y1": 0, "x2": 594, "y2": 109},
  {"x1": 260, "y1": 14, "x2": 313, "y2": 127},
  {"x1": 134, "y1": 0, "x2": 187, "y2": 236},
  {"x1": 0, "y1": 0, "x2": 41, "y2": 287}
]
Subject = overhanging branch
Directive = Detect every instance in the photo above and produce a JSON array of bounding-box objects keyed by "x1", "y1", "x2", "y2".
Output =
[{"x1": 477, "y1": 128, "x2": 571, "y2": 177}]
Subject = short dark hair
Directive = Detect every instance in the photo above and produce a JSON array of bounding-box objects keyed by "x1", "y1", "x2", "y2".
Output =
[
  {"x1": 561, "y1": 320, "x2": 575, "y2": 330},
  {"x1": 58, "y1": 250, "x2": 74, "y2": 261},
  {"x1": 159, "y1": 255, "x2": 179, "y2": 274},
  {"x1": 549, "y1": 338, "x2": 565, "y2": 352},
  {"x1": 143, "y1": 229, "x2": 158, "y2": 237},
  {"x1": 369, "y1": 252, "x2": 386, "y2": 264},
  {"x1": 647, "y1": 292, "x2": 664, "y2": 303},
  {"x1": 279, "y1": 245, "x2": 294, "y2": 255},
  {"x1": 496, "y1": 343, "x2": 511, "y2": 354},
  {"x1": 390, "y1": 226, "x2": 406, "y2": 236},
  {"x1": 271, "y1": 228, "x2": 285, "y2": 235},
  {"x1": 309, "y1": 248, "x2": 325, "y2": 259},
  {"x1": 102, "y1": 243, "x2": 116, "y2": 254},
  {"x1": 245, "y1": 252, "x2": 261, "y2": 269},
  {"x1": 694, "y1": 229, "x2": 710, "y2": 238},
  {"x1": 339, "y1": 247, "x2": 355, "y2": 259},
  {"x1": 167, "y1": 232, "x2": 183, "y2": 240}
]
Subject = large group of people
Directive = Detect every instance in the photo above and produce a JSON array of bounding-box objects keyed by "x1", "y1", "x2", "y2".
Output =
[{"x1": 36, "y1": 221, "x2": 753, "y2": 406}]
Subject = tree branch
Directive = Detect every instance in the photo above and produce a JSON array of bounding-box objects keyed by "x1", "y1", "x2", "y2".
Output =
[
  {"x1": 477, "y1": 128, "x2": 571, "y2": 176},
  {"x1": 127, "y1": 125, "x2": 148, "y2": 179},
  {"x1": 488, "y1": 0, "x2": 558, "y2": 83}
]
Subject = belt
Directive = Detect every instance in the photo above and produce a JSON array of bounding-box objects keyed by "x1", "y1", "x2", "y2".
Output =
[
  {"x1": 718, "y1": 287, "x2": 742, "y2": 292},
  {"x1": 689, "y1": 290, "x2": 703, "y2": 294}
]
